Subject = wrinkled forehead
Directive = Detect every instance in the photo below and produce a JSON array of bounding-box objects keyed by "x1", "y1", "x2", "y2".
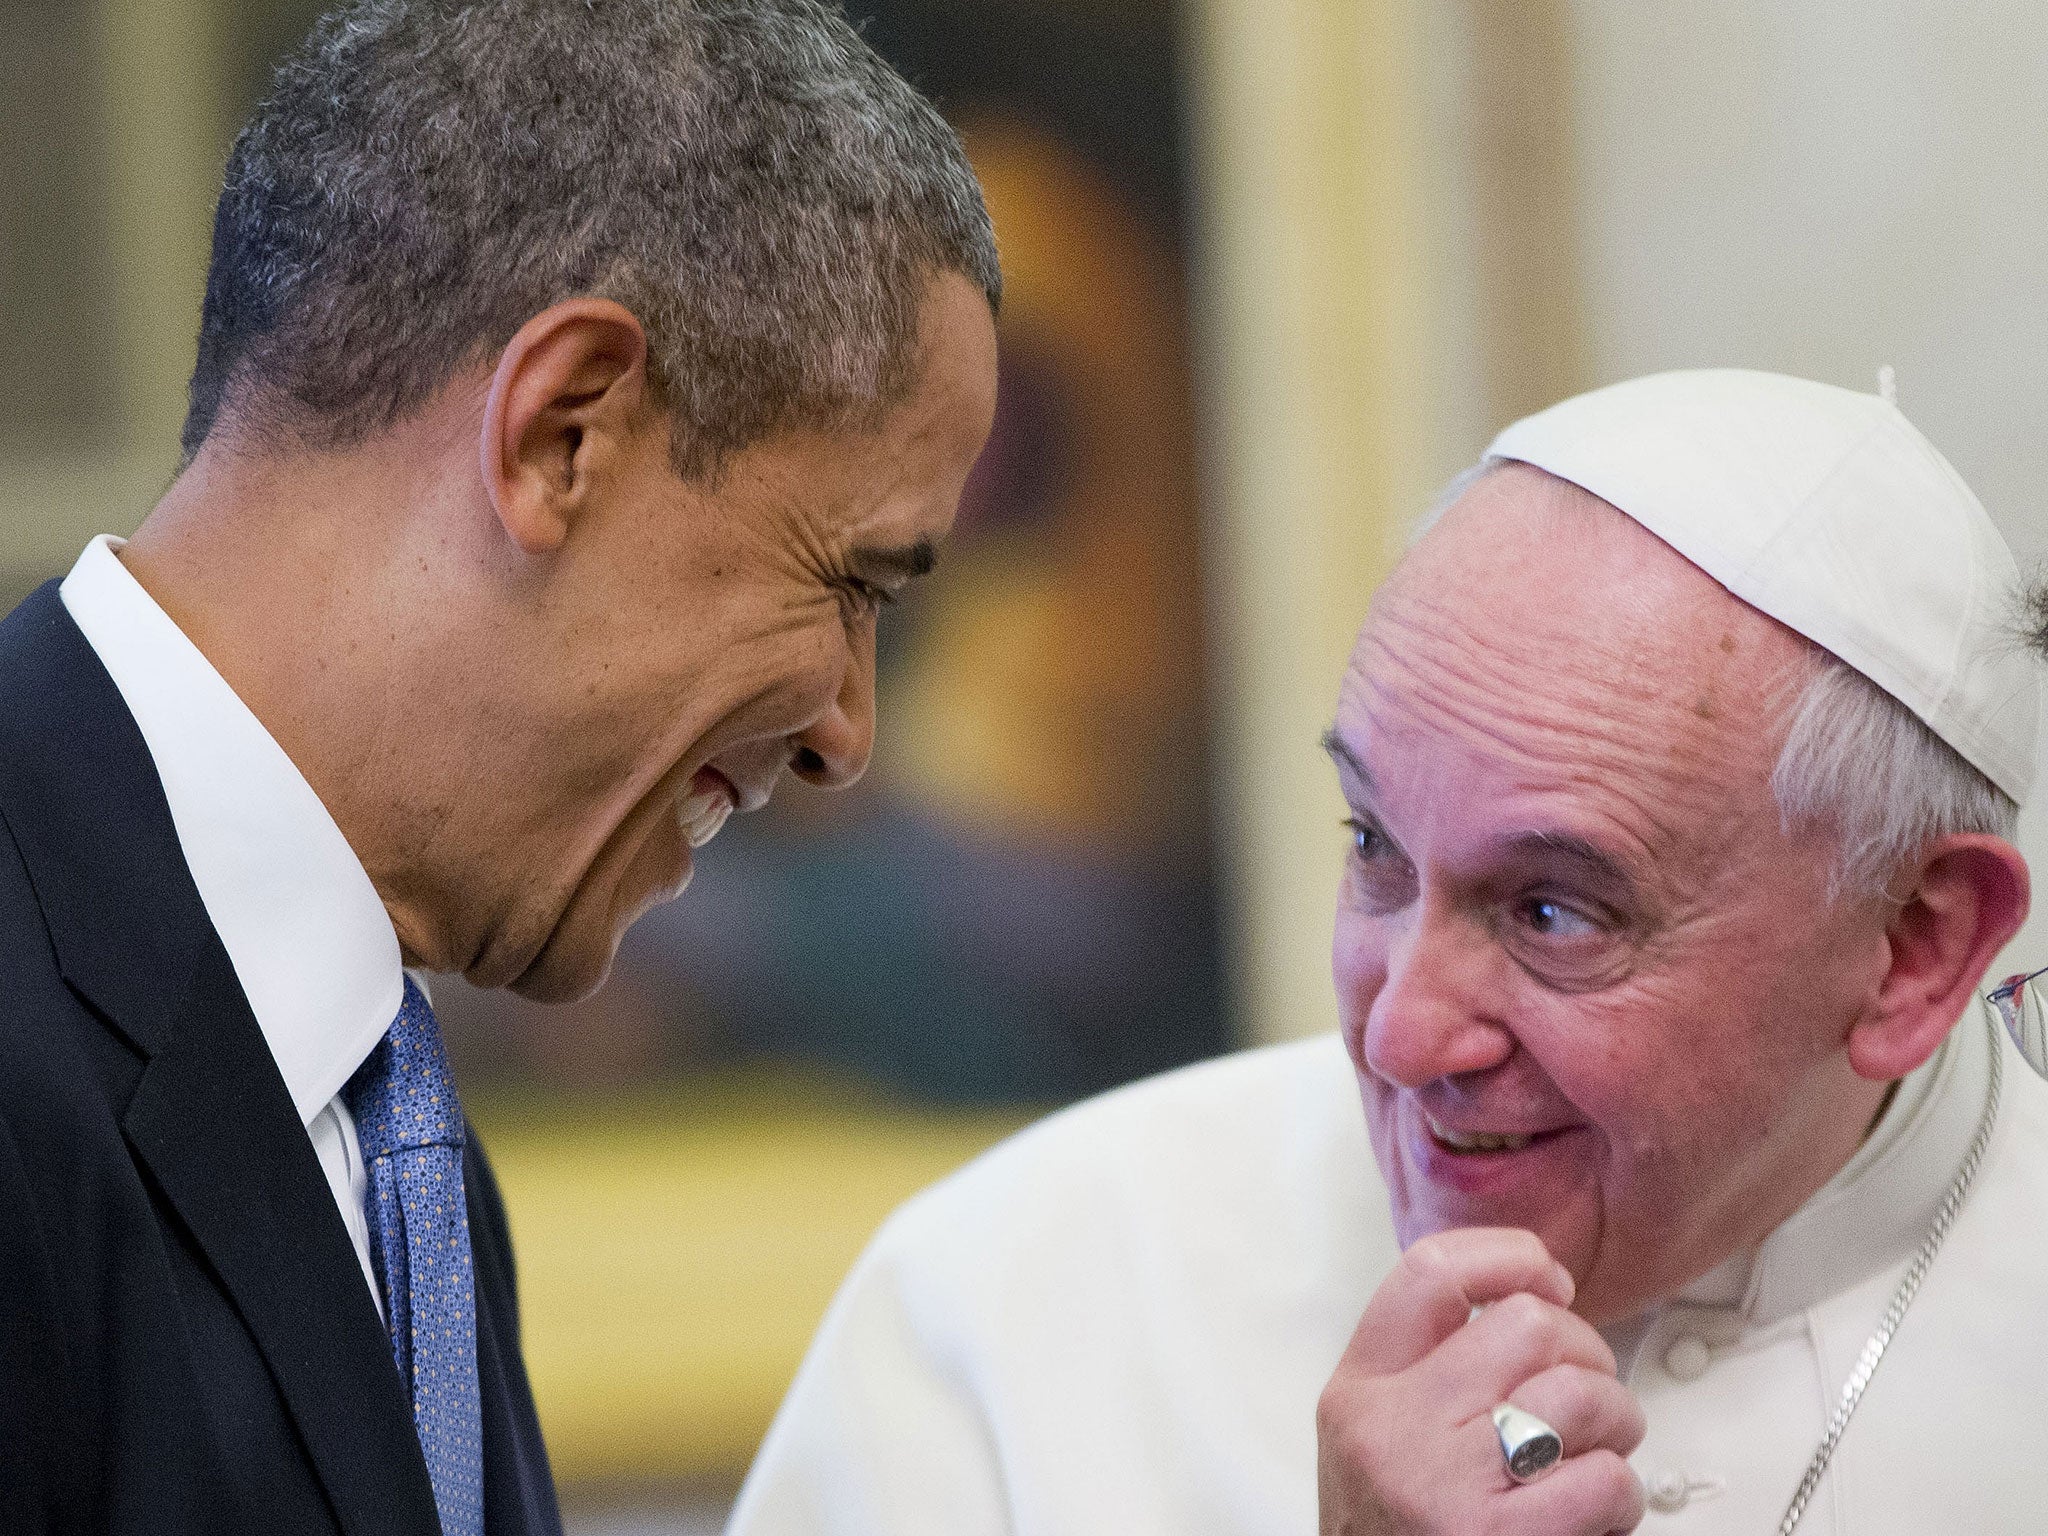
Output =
[{"x1": 1341, "y1": 465, "x2": 1812, "y2": 831}]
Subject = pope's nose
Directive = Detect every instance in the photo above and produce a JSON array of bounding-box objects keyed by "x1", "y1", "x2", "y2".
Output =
[{"x1": 1351, "y1": 912, "x2": 1515, "y2": 1089}]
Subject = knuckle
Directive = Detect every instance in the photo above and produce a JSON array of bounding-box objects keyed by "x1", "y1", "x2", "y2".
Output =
[
  {"x1": 1615, "y1": 1391, "x2": 1649, "y2": 1454},
  {"x1": 1583, "y1": 1450, "x2": 1647, "y2": 1523},
  {"x1": 1581, "y1": 1323, "x2": 1621, "y2": 1377},
  {"x1": 1529, "y1": 1360, "x2": 1593, "y2": 1412},
  {"x1": 1570, "y1": 1362, "x2": 1629, "y2": 1412},
  {"x1": 1495, "y1": 1290, "x2": 1554, "y2": 1336},
  {"x1": 1403, "y1": 1234, "x2": 1457, "y2": 1284},
  {"x1": 1544, "y1": 1366, "x2": 1645, "y2": 1453},
  {"x1": 1557, "y1": 1360, "x2": 1606, "y2": 1394}
]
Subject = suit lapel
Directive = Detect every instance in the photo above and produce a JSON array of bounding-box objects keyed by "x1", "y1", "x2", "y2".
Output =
[
  {"x1": 475, "y1": 1257, "x2": 546, "y2": 1536},
  {"x1": 468, "y1": 1136, "x2": 565, "y2": 1536},
  {"x1": 0, "y1": 587, "x2": 204, "y2": 1060},
  {"x1": 0, "y1": 586, "x2": 443, "y2": 1536},
  {"x1": 124, "y1": 939, "x2": 443, "y2": 1536}
]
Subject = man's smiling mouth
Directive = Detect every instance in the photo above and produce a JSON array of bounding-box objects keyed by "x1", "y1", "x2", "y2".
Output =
[
  {"x1": 677, "y1": 768, "x2": 738, "y2": 848},
  {"x1": 1423, "y1": 1111, "x2": 1536, "y2": 1154}
]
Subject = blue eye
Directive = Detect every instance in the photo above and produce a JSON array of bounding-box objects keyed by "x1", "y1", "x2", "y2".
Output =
[
  {"x1": 1499, "y1": 894, "x2": 1638, "y2": 991},
  {"x1": 1522, "y1": 898, "x2": 1598, "y2": 939}
]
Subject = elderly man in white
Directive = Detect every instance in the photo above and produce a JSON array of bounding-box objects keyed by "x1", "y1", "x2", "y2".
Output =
[{"x1": 726, "y1": 370, "x2": 2048, "y2": 1535}]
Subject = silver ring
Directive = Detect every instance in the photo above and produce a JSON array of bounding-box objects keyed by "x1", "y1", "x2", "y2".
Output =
[{"x1": 1492, "y1": 1402, "x2": 1564, "y2": 1483}]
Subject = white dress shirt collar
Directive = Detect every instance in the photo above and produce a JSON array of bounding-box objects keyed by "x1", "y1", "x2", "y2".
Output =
[{"x1": 59, "y1": 535, "x2": 403, "y2": 1124}]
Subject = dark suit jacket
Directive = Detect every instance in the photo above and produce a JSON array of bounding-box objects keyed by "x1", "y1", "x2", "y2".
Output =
[{"x1": 0, "y1": 584, "x2": 563, "y2": 1535}]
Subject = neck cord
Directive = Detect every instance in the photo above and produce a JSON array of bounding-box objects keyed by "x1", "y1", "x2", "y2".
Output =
[{"x1": 1775, "y1": 1013, "x2": 2003, "y2": 1534}]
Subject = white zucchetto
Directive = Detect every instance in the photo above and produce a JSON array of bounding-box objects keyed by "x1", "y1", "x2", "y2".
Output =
[{"x1": 1486, "y1": 368, "x2": 2039, "y2": 804}]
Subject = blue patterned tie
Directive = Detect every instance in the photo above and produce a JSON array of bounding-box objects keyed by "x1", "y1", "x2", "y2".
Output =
[{"x1": 345, "y1": 978, "x2": 485, "y2": 1536}]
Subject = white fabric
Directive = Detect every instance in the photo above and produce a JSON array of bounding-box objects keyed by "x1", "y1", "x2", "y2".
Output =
[
  {"x1": 60, "y1": 535, "x2": 403, "y2": 1306},
  {"x1": 730, "y1": 1019, "x2": 2048, "y2": 1534},
  {"x1": 1486, "y1": 368, "x2": 2040, "y2": 803}
]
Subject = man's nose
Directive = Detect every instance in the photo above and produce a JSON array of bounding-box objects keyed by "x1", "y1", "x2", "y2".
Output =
[
  {"x1": 1355, "y1": 910, "x2": 1514, "y2": 1088},
  {"x1": 789, "y1": 631, "x2": 876, "y2": 789}
]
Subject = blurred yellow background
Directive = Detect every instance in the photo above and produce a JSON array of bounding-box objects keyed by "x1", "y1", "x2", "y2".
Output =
[
  {"x1": 7, "y1": 0, "x2": 2048, "y2": 1526},
  {"x1": 478, "y1": 1075, "x2": 1030, "y2": 1482}
]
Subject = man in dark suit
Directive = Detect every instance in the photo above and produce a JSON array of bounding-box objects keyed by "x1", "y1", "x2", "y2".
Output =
[{"x1": 0, "y1": 2, "x2": 1000, "y2": 1531}]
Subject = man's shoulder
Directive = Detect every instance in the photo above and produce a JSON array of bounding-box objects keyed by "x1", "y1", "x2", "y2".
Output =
[
  {"x1": 871, "y1": 1033, "x2": 1393, "y2": 1329},
  {"x1": 0, "y1": 808, "x2": 74, "y2": 1048},
  {"x1": 0, "y1": 795, "x2": 144, "y2": 1163},
  {"x1": 0, "y1": 581, "x2": 168, "y2": 824}
]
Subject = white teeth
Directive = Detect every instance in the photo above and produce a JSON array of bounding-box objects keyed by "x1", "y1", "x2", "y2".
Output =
[
  {"x1": 1425, "y1": 1112, "x2": 1533, "y2": 1154},
  {"x1": 677, "y1": 789, "x2": 734, "y2": 849}
]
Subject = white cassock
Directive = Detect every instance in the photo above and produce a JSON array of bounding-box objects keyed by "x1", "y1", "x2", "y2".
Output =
[{"x1": 728, "y1": 1015, "x2": 2048, "y2": 1534}]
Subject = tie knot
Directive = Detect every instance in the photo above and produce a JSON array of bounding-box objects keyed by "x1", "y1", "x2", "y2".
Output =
[{"x1": 344, "y1": 976, "x2": 465, "y2": 1159}]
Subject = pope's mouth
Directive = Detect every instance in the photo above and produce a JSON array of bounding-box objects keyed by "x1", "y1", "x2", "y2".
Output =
[
  {"x1": 676, "y1": 767, "x2": 738, "y2": 850},
  {"x1": 1422, "y1": 1110, "x2": 1562, "y2": 1156}
]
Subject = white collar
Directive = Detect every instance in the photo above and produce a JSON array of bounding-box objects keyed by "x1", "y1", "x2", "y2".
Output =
[{"x1": 60, "y1": 535, "x2": 403, "y2": 1124}]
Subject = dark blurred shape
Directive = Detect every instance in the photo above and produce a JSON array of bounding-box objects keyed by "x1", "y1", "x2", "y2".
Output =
[
  {"x1": 851, "y1": 0, "x2": 1190, "y2": 235},
  {"x1": 949, "y1": 339, "x2": 1076, "y2": 542},
  {"x1": 626, "y1": 790, "x2": 1227, "y2": 1103}
]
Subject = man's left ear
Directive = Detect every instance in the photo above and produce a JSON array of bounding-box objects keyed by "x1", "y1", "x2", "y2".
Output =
[
  {"x1": 1848, "y1": 834, "x2": 2031, "y2": 1081},
  {"x1": 479, "y1": 297, "x2": 653, "y2": 556}
]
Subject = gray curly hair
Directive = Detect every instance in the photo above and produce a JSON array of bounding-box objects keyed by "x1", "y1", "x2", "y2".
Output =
[{"x1": 183, "y1": 0, "x2": 1001, "y2": 479}]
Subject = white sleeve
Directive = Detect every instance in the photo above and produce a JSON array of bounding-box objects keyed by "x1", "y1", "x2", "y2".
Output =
[
  {"x1": 724, "y1": 1214, "x2": 1013, "y2": 1536},
  {"x1": 725, "y1": 1037, "x2": 1378, "y2": 1536}
]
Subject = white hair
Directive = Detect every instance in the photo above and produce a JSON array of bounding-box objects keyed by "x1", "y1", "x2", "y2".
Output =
[
  {"x1": 1419, "y1": 460, "x2": 2019, "y2": 899},
  {"x1": 1772, "y1": 652, "x2": 2016, "y2": 900}
]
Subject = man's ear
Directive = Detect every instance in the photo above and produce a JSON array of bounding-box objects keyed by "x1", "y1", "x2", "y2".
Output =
[
  {"x1": 1848, "y1": 834, "x2": 2030, "y2": 1081},
  {"x1": 479, "y1": 298, "x2": 651, "y2": 554}
]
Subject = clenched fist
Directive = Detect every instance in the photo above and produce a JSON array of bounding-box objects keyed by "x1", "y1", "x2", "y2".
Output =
[{"x1": 1318, "y1": 1228, "x2": 1646, "y2": 1535}]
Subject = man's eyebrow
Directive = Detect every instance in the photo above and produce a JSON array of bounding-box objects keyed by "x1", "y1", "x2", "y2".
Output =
[
  {"x1": 850, "y1": 538, "x2": 939, "y2": 587},
  {"x1": 1319, "y1": 728, "x2": 1374, "y2": 790},
  {"x1": 1507, "y1": 829, "x2": 1640, "y2": 888}
]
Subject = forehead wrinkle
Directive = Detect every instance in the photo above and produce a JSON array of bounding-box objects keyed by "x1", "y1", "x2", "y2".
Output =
[
  {"x1": 1394, "y1": 468, "x2": 1808, "y2": 741},
  {"x1": 1347, "y1": 591, "x2": 1769, "y2": 871},
  {"x1": 1362, "y1": 596, "x2": 1726, "y2": 772}
]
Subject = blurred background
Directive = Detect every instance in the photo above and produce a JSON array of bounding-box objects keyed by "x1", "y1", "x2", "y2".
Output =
[{"x1": 5, "y1": 0, "x2": 2048, "y2": 1528}]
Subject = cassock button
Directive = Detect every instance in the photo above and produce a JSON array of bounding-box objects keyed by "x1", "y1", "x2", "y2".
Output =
[
  {"x1": 1663, "y1": 1335, "x2": 1712, "y2": 1381},
  {"x1": 1646, "y1": 1471, "x2": 1691, "y2": 1513}
]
